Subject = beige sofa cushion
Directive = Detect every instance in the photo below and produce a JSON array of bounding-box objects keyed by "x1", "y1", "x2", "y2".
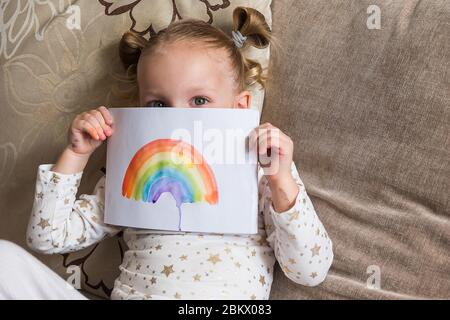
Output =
[
  {"x1": 265, "y1": 0, "x2": 449, "y2": 299},
  {"x1": 0, "y1": 0, "x2": 272, "y2": 299}
]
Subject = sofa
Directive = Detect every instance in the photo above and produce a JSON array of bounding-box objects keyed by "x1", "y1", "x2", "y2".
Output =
[{"x1": 0, "y1": 0, "x2": 448, "y2": 299}]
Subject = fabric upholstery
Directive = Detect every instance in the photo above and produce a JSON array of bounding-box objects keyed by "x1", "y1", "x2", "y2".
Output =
[{"x1": 265, "y1": 0, "x2": 449, "y2": 299}]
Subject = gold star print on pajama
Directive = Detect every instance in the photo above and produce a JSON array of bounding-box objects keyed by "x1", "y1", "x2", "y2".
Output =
[{"x1": 27, "y1": 163, "x2": 333, "y2": 299}]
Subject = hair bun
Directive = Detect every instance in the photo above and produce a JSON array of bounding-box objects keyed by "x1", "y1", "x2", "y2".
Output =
[
  {"x1": 119, "y1": 31, "x2": 148, "y2": 69},
  {"x1": 232, "y1": 7, "x2": 271, "y2": 49}
]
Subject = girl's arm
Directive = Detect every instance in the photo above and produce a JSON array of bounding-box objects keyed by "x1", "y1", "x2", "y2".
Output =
[
  {"x1": 260, "y1": 162, "x2": 333, "y2": 286},
  {"x1": 26, "y1": 164, "x2": 121, "y2": 254},
  {"x1": 26, "y1": 107, "x2": 120, "y2": 254},
  {"x1": 253, "y1": 122, "x2": 333, "y2": 286}
]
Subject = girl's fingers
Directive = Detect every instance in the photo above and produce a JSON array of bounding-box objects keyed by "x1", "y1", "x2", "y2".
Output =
[
  {"x1": 79, "y1": 120, "x2": 99, "y2": 140},
  {"x1": 249, "y1": 125, "x2": 267, "y2": 146},
  {"x1": 249, "y1": 123, "x2": 293, "y2": 158},
  {"x1": 258, "y1": 123, "x2": 291, "y2": 141},
  {"x1": 255, "y1": 129, "x2": 294, "y2": 159},
  {"x1": 248, "y1": 129, "x2": 259, "y2": 150},
  {"x1": 97, "y1": 106, "x2": 114, "y2": 126},
  {"x1": 90, "y1": 110, "x2": 112, "y2": 136},
  {"x1": 259, "y1": 123, "x2": 291, "y2": 143},
  {"x1": 269, "y1": 136, "x2": 293, "y2": 158},
  {"x1": 258, "y1": 122, "x2": 274, "y2": 129},
  {"x1": 267, "y1": 132, "x2": 291, "y2": 151},
  {"x1": 250, "y1": 126, "x2": 280, "y2": 153},
  {"x1": 70, "y1": 107, "x2": 115, "y2": 143},
  {"x1": 259, "y1": 130, "x2": 282, "y2": 156},
  {"x1": 83, "y1": 114, "x2": 105, "y2": 140},
  {"x1": 250, "y1": 130, "x2": 265, "y2": 153},
  {"x1": 258, "y1": 131, "x2": 268, "y2": 155},
  {"x1": 257, "y1": 124, "x2": 292, "y2": 151}
]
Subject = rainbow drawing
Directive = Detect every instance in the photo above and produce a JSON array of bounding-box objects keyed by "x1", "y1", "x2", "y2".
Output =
[{"x1": 122, "y1": 138, "x2": 219, "y2": 231}]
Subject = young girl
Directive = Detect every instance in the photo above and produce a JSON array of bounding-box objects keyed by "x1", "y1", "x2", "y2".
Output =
[{"x1": 0, "y1": 7, "x2": 333, "y2": 300}]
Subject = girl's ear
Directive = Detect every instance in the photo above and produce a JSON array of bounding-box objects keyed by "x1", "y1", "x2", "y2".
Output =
[{"x1": 234, "y1": 90, "x2": 252, "y2": 109}]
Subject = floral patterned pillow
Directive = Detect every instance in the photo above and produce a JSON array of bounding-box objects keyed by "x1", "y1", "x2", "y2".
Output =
[{"x1": 0, "y1": 0, "x2": 271, "y2": 299}]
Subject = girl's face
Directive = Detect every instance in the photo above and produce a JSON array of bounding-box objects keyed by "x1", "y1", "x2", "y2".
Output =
[{"x1": 137, "y1": 40, "x2": 251, "y2": 109}]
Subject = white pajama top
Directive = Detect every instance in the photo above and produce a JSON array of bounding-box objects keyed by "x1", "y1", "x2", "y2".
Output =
[{"x1": 27, "y1": 162, "x2": 333, "y2": 300}]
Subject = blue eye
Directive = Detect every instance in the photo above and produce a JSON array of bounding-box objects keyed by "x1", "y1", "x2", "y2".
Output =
[
  {"x1": 147, "y1": 100, "x2": 166, "y2": 108},
  {"x1": 193, "y1": 97, "x2": 208, "y2": 106}
]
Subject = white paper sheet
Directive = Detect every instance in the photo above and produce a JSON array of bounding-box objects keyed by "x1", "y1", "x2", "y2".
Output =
[{"x1": 105, "y1": 107, "x2": 259, "y2": 234}]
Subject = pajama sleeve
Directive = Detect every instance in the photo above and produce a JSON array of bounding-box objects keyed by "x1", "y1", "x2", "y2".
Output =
[
  {"x1": 26, "y1": 164, "x2": 122, "y2": 254},
  {"x1": 259, "y1": 163, "x2": 334, "y2": 286}
]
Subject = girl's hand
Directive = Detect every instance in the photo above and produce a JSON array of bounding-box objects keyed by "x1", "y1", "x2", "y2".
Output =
[
  {"x1": 250, "y1": 122, "x2": 294, "y2": 183},
  {"x1": 250, "y1": 122, "x2": 299, "y2": 212},
  {"x1": 68, "y1": 106, "x2": 114, "y2": 155}
]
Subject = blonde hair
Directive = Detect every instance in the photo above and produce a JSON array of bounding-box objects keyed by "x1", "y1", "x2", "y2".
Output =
[{"x1": 115, "y1": 7, "x2": 273, "y2": 104}]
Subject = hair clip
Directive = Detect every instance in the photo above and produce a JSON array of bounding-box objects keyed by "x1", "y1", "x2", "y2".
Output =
[{"x1": 232, "y1": 30, "x2": 247, "y2": 48}]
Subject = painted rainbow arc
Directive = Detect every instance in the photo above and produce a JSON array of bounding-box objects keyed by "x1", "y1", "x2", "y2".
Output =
[{"x1": 121, "y1": 139, "x2": 219, "y2": 230}]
